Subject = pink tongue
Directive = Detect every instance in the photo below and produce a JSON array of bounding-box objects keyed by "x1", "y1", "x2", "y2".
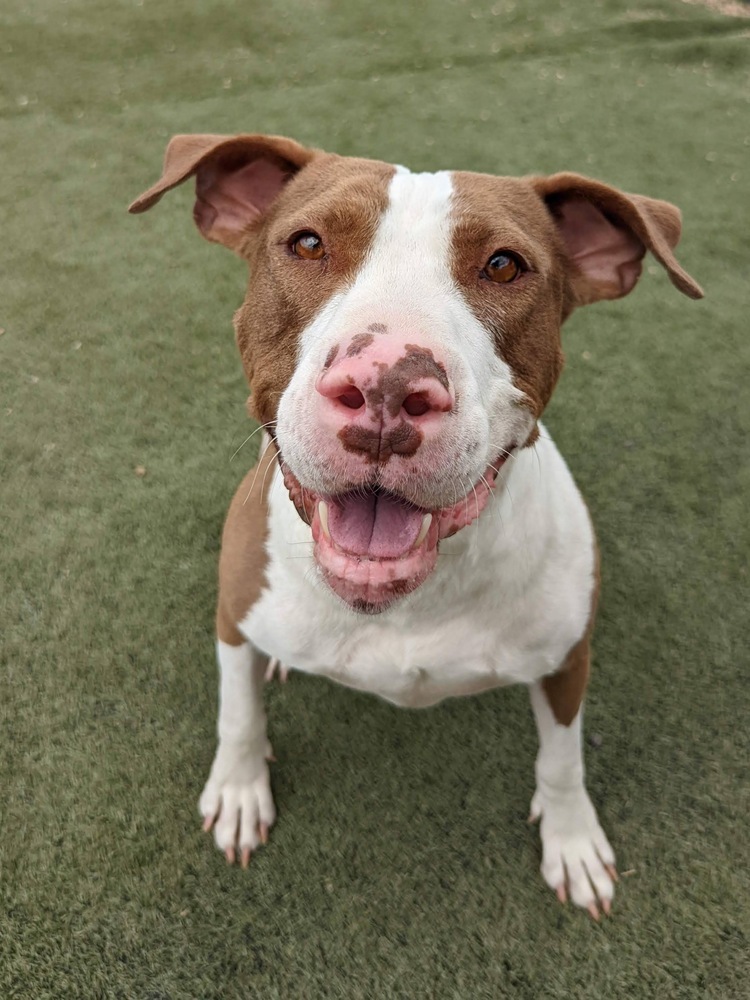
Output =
[{"x1": 327, "y1": 492, "x2": 424, "y2": 558}]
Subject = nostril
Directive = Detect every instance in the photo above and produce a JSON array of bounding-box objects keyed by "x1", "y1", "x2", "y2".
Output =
[
  {"x1": 402, "y1": 393, "x2": 430, "y2": 417},
  {"x1": 338, "y1": 387, "x2": 365, "y2": 410}
]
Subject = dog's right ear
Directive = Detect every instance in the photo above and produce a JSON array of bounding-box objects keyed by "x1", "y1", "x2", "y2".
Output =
[{"x1": 128, "y1": 133, "x2": 316, "y2": 253}]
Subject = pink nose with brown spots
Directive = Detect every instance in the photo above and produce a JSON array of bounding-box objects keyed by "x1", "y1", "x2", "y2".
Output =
[{"x1": 315, "y1": 333, "x2": 454, "y2": 461}]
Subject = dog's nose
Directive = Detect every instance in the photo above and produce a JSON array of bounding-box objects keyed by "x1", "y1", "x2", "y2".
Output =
[
  {"x1": 314, "y1": 336, "x2": 454, "y2": 460},
  {"x1": 316, "y1": 340, "x2": 453, "y2": 417},
  {"x1": 316, "y1": 362, "x2": 453, "y2": 417}
]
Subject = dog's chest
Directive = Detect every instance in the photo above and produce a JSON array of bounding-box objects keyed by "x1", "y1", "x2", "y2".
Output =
[
  {"x1": 242, "y1": 438, "x2": 596, "y2": 708},
  {"x1": 318, "y1": 628, "x2": 503, "y2": 706},
  {"x1": 250, "y1": 590, "x2": 531, "y2": 707}
]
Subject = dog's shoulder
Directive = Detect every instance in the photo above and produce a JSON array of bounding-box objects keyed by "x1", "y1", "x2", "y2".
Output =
[{"x1": 216, "y1": 435, "x2": 277, "y2": 645}]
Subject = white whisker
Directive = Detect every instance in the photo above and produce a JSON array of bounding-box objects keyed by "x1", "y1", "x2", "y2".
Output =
[
  {"x1": 243, "y1": 437, "x2": 277, "y2": 506},
  {"x1": 259, "y1": 453, "x2": 280, "y2": 500},
  {"x1": 230, "y1": 421, "x2": 276, "y2": 463}
]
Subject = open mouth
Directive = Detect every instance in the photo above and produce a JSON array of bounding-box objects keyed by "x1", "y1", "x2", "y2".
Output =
[{"x1": 281, "y1": 452, "x2": 512, "y2": 613}]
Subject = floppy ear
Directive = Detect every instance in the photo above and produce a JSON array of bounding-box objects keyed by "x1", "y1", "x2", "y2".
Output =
[
  {"x1": 128, "y1": 133, "x2": 316, "y2": 252},
  {"x1": 532, "y1": 173, "x2": 703, "y2": 305}
]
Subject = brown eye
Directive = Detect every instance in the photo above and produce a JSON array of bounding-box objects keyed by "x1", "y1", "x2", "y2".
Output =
[
  {"x1": 291, "y1": 231, "x2": 325, "y2": 260},
  {"x1": 484, "y1": 250, "x2": 524, "y2": 283}
]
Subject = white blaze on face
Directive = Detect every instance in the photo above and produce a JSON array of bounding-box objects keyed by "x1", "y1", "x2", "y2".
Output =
[
  {"x1": 276, "y1": 165, "x2": 533, "y2": 503},
  {"x1": 335, "y1": 166, "x2": 456, "y2": 324}
]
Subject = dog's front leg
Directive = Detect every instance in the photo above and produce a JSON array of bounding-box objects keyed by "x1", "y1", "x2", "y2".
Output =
[
  {"x1": 199, "y1": 640, "x2": 275, "y2": 867},
  {"x1": 528, "y1": 638, "x2": 617, "y2": 917}
]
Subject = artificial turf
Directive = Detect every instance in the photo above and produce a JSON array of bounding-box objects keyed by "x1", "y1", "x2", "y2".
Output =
[{"x1": 1, "y1": 0, "x2": 749, "y2": 996}]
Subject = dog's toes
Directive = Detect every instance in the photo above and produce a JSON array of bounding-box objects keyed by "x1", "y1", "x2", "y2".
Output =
[
  {"x1": 199, "y1": 785, "x2": 221, "y2": 832},
  {"x1": 200, "y1": 748, "x2": 276, "y2": 865},
  {"x1": 535, "y1": 786, "x2": 616, "y2": 917}
]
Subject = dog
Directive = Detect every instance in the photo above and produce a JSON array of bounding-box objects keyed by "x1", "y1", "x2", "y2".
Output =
[{"x1": 130, "y1": 134, "x2": 702, "y2": 917}]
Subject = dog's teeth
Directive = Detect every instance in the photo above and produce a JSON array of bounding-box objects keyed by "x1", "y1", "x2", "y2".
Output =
[
  {"x1": 318, "y1": 501, "x2": 331, "y2": 540},
  {"x1": 415, "y1": 513, "x2": 432, "y2": 548}
]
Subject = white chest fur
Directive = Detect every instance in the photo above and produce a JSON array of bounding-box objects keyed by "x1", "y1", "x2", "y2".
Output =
[{"x1": 241, "y1": 429, "x2": 595, "y2": 708}]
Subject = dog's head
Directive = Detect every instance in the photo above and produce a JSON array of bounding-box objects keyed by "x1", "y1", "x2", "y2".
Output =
[{"x1": 130, "y1": 134, "x2": 702, "y2": 613}]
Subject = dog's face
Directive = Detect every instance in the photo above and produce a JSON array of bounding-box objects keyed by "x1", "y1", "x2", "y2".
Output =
[{"x1": 131, "y1": 134, "x2": 701, "y2": 612}]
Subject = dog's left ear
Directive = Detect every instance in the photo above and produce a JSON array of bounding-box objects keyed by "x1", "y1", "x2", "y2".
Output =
[{"x1": 532, "y1": 173, "x2": 703, "y2": 306}]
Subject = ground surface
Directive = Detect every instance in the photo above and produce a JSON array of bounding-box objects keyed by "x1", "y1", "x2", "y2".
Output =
[{"x1": 1, "y1": 0, "x2": 749, "y2": 997}]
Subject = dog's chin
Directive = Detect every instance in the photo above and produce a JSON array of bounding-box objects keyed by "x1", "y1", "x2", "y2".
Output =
[
  {"x1": 281, "y1": 452, "x2": 512, "y2": 613},
  {"x1": 311, "y1": 496, "x2": 440, "y2": 613}
]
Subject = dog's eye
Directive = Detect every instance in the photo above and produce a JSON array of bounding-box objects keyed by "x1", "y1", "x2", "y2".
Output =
[
  {"x1": 291, "y1": 232, "x2": 325, "y2": 260},
  {"x1": 483, "y1": 251, "x2": 524, "y2": 283}
]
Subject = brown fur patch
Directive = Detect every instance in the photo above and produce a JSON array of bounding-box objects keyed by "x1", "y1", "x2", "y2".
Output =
[
  {"x1": 345, "y1": 332, "x2": 374, "y2": 357},
  {"x1": 375, "y1": 345, "x2": 450, "y2": 418},
  {"x1": 401, "y1": 345, "x2": 450, "y2": 390},
  {"x1": 233, "y1": 155, "x2": 395, "y2": 426},
  {"x1": 367, "y1": 322, "x2": 388, "y2": 334},
  {"x1": 541, "y1": 635, "x2": 591, "y2": 728},
  {"x1": 323, "y1": 344, "x2": 339, "y2": 369},
  {"x1": 450, "y1": 173, "x2": 568, "y2": 439},
  {"x1": 387, "y1": 421, "x2": 423, "y2": 457},
  {"x1": 215, "y1": 443, "x2": 278, "y2": 645},
  {"x1": 354, "y1": 345, "x2": 450, "y2": 422},
  {"x1": 338, "y1": 420, "x2": 423, "y2": 461},
  {"x1": 541, "y1": 540, "x2": 601, "y2": 726}
]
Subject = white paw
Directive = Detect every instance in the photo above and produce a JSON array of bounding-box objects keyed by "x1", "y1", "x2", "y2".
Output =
[
  {"x1": 199, "y1": 743, "x2": 276, "y2": 867},
  {"x1": 530, "y1": 787, "x2": 617, "y2": 919}
]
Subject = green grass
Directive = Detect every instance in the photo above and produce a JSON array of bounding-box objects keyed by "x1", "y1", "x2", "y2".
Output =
[{"x1": 1, "y1": 0, "x2": 749, "y2": 996}]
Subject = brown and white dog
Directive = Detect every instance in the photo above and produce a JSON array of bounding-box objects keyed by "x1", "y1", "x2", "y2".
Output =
[{"x1": 130, "y1": 134, "x2": 702, "y2": 918}]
